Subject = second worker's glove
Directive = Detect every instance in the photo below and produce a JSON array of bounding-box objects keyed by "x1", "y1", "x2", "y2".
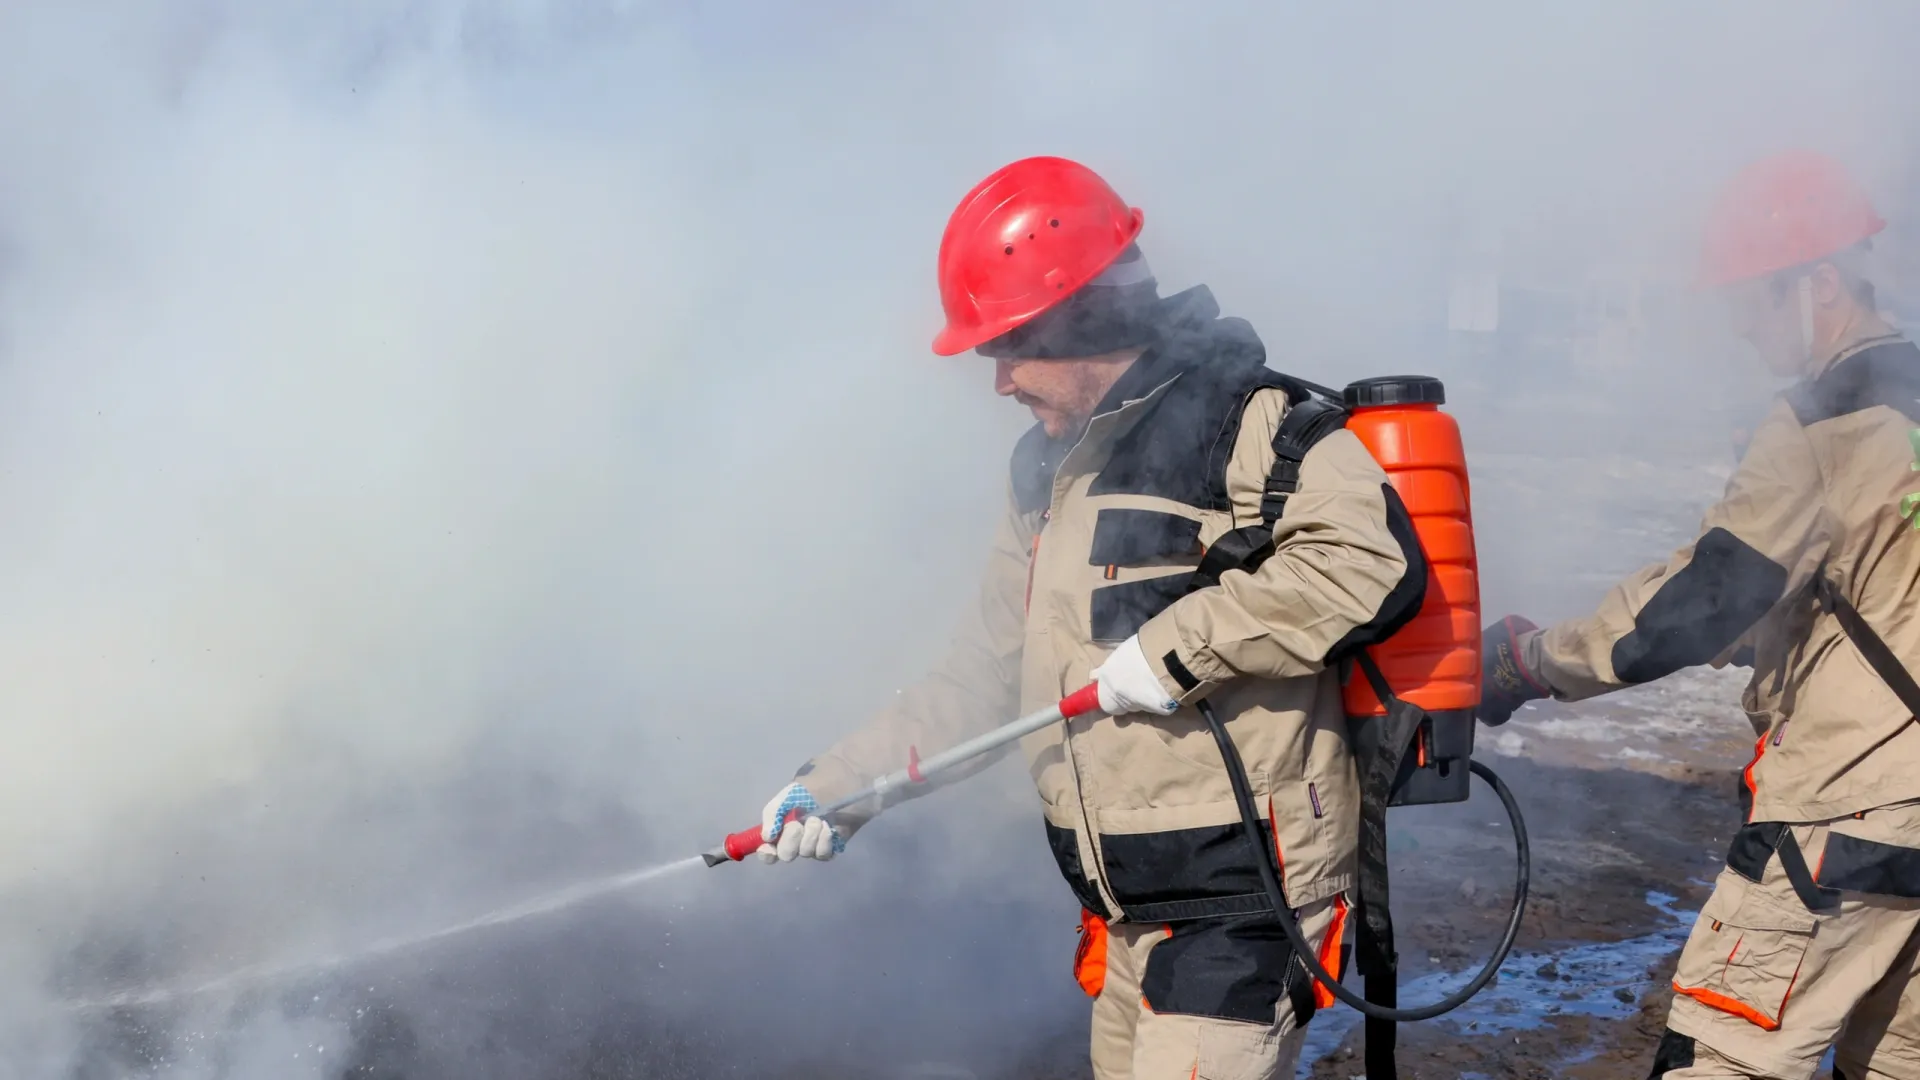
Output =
[{"x1": 1480, "y1": 615, "x2": 1550, "y2": 727}]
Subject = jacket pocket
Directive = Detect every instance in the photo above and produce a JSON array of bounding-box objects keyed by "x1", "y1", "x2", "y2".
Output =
[
  {"x1": 1195, "y1": 1017, "x2": 1283, "y2": 1080},
  {"x1": 1143, "y1": 914, "x2": 1292, "y2": 1023},
  {"x1": 1671, "y1": 870, "x2": 1817, "y2": 1031},
  {"x1": 1087, "y1": 508, "x2": 1205, "y2": 643},
  {"x1": 1090, "y1": 571, "x2": 1193, "y2": 643},
  {"x1": 1088, "y1": 508, "x2": 1203, "y2": 566}
]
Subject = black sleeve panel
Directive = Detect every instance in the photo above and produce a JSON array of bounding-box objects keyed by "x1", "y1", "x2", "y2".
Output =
[
  {"x1": 1324, "y1": 483, "x2": 1428, "y2": 662},
  {"x1": 1610, "y1": 527, "x2": 1788, "y2": 685}
]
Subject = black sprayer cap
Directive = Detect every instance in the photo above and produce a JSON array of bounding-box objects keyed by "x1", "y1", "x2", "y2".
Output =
[{"x1": 1343, "y1": 375, "x2": 1446, "y2": 408}]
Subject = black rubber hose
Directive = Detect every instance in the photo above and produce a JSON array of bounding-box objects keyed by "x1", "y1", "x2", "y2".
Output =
[{"x1": 1197, "y1": 699, "x2": 1530, "y2": 1022}]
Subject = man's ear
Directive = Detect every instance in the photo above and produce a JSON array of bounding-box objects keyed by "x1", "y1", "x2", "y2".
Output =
[{"x1": 1809, "y1": 261, "x2": 1845, "y2": 307}]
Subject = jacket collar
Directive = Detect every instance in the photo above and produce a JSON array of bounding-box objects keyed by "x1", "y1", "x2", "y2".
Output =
[
  {"x1": 1065, "y1": 286, "x2": 1269, "y2": 460},
  {"x1": 1812, "y1": 311, "x2": 1902, "y2": 377}
]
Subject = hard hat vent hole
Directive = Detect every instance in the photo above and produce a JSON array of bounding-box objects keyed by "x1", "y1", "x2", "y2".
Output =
[
  {"x1": 1049, "y1": 219, "x2": 1060, "y2": 228},
  {"x1": 1003, "y1": 245, "x2": 1014, "y2": 255}
]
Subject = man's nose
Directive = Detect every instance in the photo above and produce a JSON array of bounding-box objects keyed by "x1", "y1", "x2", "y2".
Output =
[{"x1": 994, "y1": 357, "x2": 1018, "y2": 396}]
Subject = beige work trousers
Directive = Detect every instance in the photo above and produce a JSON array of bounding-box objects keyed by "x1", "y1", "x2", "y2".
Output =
[
  {"x1": 1087, "y1": 898, "x2": 1340, "y2": 1080},
  {"x1": 1663, "y1": 805, "x2": 1920, "y2": 1079}
]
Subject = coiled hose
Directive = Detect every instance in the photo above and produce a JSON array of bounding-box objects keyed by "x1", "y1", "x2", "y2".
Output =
[{"x1": 1197, "y1": 699, "x2": 1530, "y2": 1021}]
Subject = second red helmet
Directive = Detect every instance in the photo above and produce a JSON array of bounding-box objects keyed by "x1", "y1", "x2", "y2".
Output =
[{"x1": 1699, "y1": 150, "x2": 1886, "y2": 287}]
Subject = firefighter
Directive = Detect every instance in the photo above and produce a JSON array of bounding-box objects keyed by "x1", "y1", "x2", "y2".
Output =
[
  {"x1": 750, "y1": 156, "x2": 1424, "y2": 1079},
  {"x1": 1481, "y1": 150, "x2": 1920, "y2": 1080}
]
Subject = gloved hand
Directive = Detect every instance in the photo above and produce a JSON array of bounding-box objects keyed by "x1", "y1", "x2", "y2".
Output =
[
  {"x1": 1480, "y1": 615, "x2": 1550, "y2": 726},
  {"x1": 1091, "y1": 634, "x2": 1180, "y2": 716},
  {"x1": 757, "y1": 782, "x2": 845, "y2": 864}
]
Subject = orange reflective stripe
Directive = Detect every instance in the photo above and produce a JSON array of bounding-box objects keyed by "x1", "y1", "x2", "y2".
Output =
[
  {"x1": 1671, "y1": 981, "x2": 1783, "y2": 1031},
  {"x1": 1074, "y1": 909, "x2": 1108, "y2": 998},
  {"x1": 1742, "y1": 731, "x2": 1768, "y2": 821},
  {"x1": 1312, "y1": 896, "x2": 1351, "y2": 1009}
]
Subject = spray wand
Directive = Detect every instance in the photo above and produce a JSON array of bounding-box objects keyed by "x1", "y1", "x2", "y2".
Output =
[
  {"x1": 63, "y1": 684, "x2": 1102, "y2": 1012},
  {"x1": 702, "y1": 683, "x2": 1104, "y2": 866}
]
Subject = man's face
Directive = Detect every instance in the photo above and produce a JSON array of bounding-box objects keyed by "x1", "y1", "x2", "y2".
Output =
[
  {"x1": 993, "y1": 355, "x2": 1124, "y2": 438},
  {"x1": 1724, "y1": 274, "x2": 1809, "y2": 378}
]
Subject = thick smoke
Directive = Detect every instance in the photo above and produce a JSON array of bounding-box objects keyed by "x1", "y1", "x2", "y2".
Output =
[{"x1": 2, "y1": 2, "x2": 1918, "y2": 1077}]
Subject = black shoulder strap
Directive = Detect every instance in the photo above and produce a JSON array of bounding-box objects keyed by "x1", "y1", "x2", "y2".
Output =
[
  {"x1": 1187, "y1": 382, "x2": 1350, "y2": 593},
  {"x1": 1259, "y1": 394, "x2": 1352, "y2": 525},
  {"x1": 1186, "y1": 380, "x2": 1405, "y2": 1078},
  {"x1": 1776, "y1": 340, "x2": 1920, "y2": 723},
  {"x1": 1815, "y1": 575, "x2": 1920, "y2": 721},
  {"x1": 1351, "y1": 652, "x2": 1420, "y2": 1080}
]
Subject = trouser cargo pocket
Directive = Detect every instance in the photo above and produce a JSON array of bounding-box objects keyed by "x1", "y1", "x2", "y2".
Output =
[
  {"x1": 1672, "y1": 869, "x2": 1818, "y2": 1031},
  {"x1": 1195, "y1": 1018, "x2": 1284, "y2": 1080}
]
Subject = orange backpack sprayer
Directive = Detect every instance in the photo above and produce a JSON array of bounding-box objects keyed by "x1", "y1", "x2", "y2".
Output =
[
  {"x1": 1190, "y1": 374, "x2": 1528, "y2": 1080},
  {"x1": 1341, "y1": 375, "x2": 1482, "y2": 805}
]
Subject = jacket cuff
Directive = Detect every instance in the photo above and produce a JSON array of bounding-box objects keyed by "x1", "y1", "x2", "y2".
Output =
[
  {"x1": 1515, "y1": 628, "x2": 1557, "y2": 699},
  {"x1": 1137, "y1": 613, "x2": 1223, "y2": 706},
  {"x1": 792, "y1": 755, "x2": 878, "y2": 841}
]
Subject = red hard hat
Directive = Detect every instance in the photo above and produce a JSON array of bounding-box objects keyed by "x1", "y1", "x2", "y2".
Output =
[
  {"x1": 932, "y1": 157, "x2": 1145, "y2": 356},
  {"x1": 1698, "y1": 150, "x2": 1886, "y2": 287}
]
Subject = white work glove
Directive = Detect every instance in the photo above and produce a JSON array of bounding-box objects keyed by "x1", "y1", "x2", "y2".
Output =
[
  {"x1": 757, "y1": 782, "x2": 845, "y2": 864},
  {"x1": 1091, "y1": 634, "x2": 1181, "y2": 716}
]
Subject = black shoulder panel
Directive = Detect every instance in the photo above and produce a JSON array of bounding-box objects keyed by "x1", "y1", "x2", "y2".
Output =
[
  {"x1": 1787, "y1": 340, "x2": 1920, "y2": 426},
  {"x1": 1610, "y1": 526, "x2": 1788, "y2": 684},
  {"x1": 1323, "y1": 483, "x2": 1428, "y2": 662}
]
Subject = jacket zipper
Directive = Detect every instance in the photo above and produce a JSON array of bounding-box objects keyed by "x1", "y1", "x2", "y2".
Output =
[
  {"x1": 1025, "y1": 511, "x2": 1048, "y2": 615},
  {"x1": 1048, "y1": 377, "x2": 1182, "y2": 920}
]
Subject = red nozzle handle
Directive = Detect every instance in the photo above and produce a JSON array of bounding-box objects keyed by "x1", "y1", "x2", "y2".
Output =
[
  {"x1": 721, "y1": 823, "x2": 765, "y2": 862},
  {"x1": 1061, "y1": 682, "x2": 1102, "y2": 719},
  {"x1": 719, "y1": 808, "x2": 805, "y2": 863}
]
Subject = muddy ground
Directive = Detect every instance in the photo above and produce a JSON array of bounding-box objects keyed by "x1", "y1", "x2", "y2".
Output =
[{"x1": 1297, "y1": 760, "x2": 1729, "y2": 1080}]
